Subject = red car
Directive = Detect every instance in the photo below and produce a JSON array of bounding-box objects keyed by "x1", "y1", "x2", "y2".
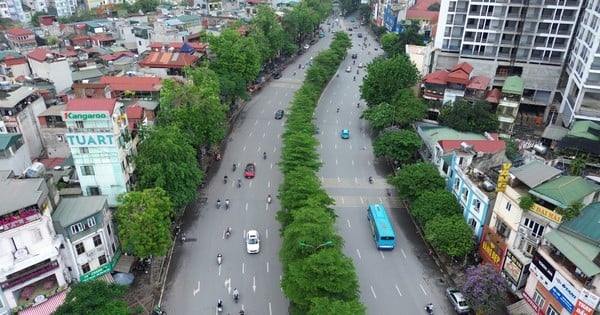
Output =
[{"x1": 244, "y1": 163, "x2": 256, "y2": 178}]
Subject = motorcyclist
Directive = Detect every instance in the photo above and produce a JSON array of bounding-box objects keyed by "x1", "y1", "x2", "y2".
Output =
[
  {"x1": 263, "y1": 152, "x2": 267, "y2": 159},
  {"x1": 225, "y1": 199, "x2": 230, "y2": 209},
  {"x1": 336, "y1": 107, "x2": 340, "y2": 113},
  {"x1": 353, "y1": 76, "x2": 356, "y2": 81},
  {"x1": 224, "y1": 175, "x2": 228, "y2": 183},
  {"x1": 237, "y1": 178, "x2": 242, "y2": 187},
  {"x1": 217, "y1": 299, "x2": 223, "y2": 311},
  {"x1": 267, "y1": 194, "x2": 272, "y2": 204},
  {"x1": 225, "y1": 227, "x2": 232, "y2": 238},
  {"x1": 217, "y1": 253, "x2": 223, "y2": 264},
  {"x1": 368, "y1": 176, "x2": 374, "y2": 183},
  {"x1": 232, "y1": 163, "x2": 237, "y2": 171},
  {"x1": 233, "y1": 288, "x2": 239, "y2": 300},
  {"x1": 425, "y1": 303, "x2": 434, "y2": 313},
  {"x1": 239, "y1": 311, "x2": 245, "y2": 315},
  {"x1": 217, "y1": 199, "x2": 221, "y2": 208},
  {"x1": 357, "y1": 103, "x2": 360, "y2": 108}
]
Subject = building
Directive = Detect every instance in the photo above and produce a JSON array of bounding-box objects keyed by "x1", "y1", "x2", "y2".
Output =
[
  {"x1": 62, "y1": 98, "x2": 135, "y2": 207},
  {"x1": 446, "y1": 139, "x2": 505, "y2": 242},
  {"x1": 484, "y1": 161, "x2": 600, "y2": 299},
  {"x1": 497, "y1": 76, "x2": 525, "y2": 137},
  {"x1": 52, "y1": 196, "x2": 119, "y2": 283},
  {"x1": 26, "y1": 48, "x2": 73, "y2": 93},
  {"x1": 421, "y1": 61, "x2": 496, "y2": 105},
  {"x1": 433, "y1": 0, "x2": 582, "y2": 122},
  {"x1": 559, "y1": 0, "x2": 600, "y2": 125},
  {"x1": 138, "y1": 51, "x2": 199, "y2": 77},
  {"x1": 4, "y1": 28, "x2": 36, "y2": 52},
  {"x1": 0, "y1": 86, "x2": 47, "y2": 160},
  {"x1": 0, "y1": 51, "x2": 30, "y2": 83},
  {"x1": 520, "y1": 202, "x2": 600, "y2": 315},
  {"x1": 0, "y1": 133, "x2": 31, "y2": 175},
  {"x1": 0, "y1": 171, "x2": 68, "y2": 315},
  {"x1": 37, "y1": 105, "x2": 71, "y2": 159}
]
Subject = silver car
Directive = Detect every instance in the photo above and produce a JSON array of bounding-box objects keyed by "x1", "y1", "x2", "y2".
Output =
[{"x1": 445, "y1": 287, "x2": 470, "y2": 314}]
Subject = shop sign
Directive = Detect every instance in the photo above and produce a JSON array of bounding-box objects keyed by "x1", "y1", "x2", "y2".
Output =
[
  {"x1": 66, "y1": 133, "x2": 115, "y2": 147},
  {"x1": 503, "y1": 250, "x2": 524, "y2": 284},
  {"x1": 531, "y1": 253, "x2": 556, "y2": 287},
  {"x1": 62, "y1": 111, "x2": 110, "y2": 121},
  {"x1": 530, "y1": 203, "x2": 562, "y2": 224},
  {"x1": 549, "y1": 272, "x2": 578, "y2": 313},
  {"x1": 573, "y1": 288, "x2": 600, "y2": 315},
  {"x1": 496, "y1": 162, "x2": 512, "y2": 192}
]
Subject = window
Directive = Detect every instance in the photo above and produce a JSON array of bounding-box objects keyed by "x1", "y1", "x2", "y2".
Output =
[
  {"x1": 533, "y1": 290, "x2": 545, "y2": 307},
  {"x1": 79, "y1": 147, "x2": 89, "y2": 154},
  {"x1": 454, "y1": 178, "x2": 461, "y2": 192},
  {"x1": 76, "y1": 243, "x2": 85, "y2": 255},
  {"x1": 546, "y1": 305, "x2": 559, "y2": 315},
  {"x1": 93, "y1": 235, "x2": 102, "y2": 247},
  {"x1": 523, "y1": 217, "x2": 545, "y2": 237},
  {"x1": 525, "y1": 242, "x2": 536, "y2": 256},
  {"x1": 98, "y1": 254, "x2": 107, "y2": 265},
  {"x1": 505, "y1": 202, "x2": 512, "y2": 211},
  {"x1": 107, "y1": 223, "x2": 112, "y2": 235},
  {"x1": 76, "y1": 121, "x2": 84, "y2": 128},
  {"x1": 87, "y1": 217, "x2": 96, "y2": 228},
  {"x1": 81, "y1": 263, "x2": 90, "y2": 274},
  {"x1": 56, "y1": 135, "x2": 65, "y2": 142},
  {"x1": 88, "y1": 186, "x2": 101, "y2": 195},
  {"x1": 462, "y1": 188, "x2": 469, "y2": 201},
  {"x1": 81, "y1": 165, "x2": 95, "y2": 176},
  {"x1": 472, "y1": 199, "x2": 482, "y2": 212},
  {"x1": 468, "y1": 217, "x2": 477, "y2": 230},
  {"x1": 71, "y1": 223, "x2": 84, "y2": 234},
  {"x1": 496, "y1": 221, "x2": 510, "y2": 238}
]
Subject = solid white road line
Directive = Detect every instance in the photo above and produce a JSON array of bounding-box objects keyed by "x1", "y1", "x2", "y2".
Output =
[
  {"x1": 370, "y1": 285, "x2": 377, "y2": 299},
  {"x1": 356, "y1": 248, "x2": 362, "y2": 260},
  {"x1": 395, "y1": 284, "x2": 403, "y2": 297},
  {"x1": 420, "y1": 284, "x2": 427, "y2": 295},
  {"x1": 346, "y1": 219, "x2": 351, "y2": 228}
]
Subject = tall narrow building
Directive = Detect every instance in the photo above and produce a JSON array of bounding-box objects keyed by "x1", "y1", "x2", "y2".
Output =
[
  {"x1": 559, "y1": 0, "x2": 600, "y2": 125},
  {"x1": 433, "y1": 0, "x2": 583, "y2": 121}
]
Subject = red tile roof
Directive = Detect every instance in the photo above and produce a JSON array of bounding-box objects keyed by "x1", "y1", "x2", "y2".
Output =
[
  {"x1": 149, "y1": 42, "x2": 164, "y2": 49},
  {"x1": 406, "y1": 0, "x2": 440, "y2": 21},
  {"x1": 65, "y1": 98, "x2": 117, "y2": 114},
  {"x1": 466, "y1": 75, "x2": 490, "y2": 90},
  {"x1": 138, "y1": 52, "x2": 198, "y2": 68},
  {"x1": 61, "y1": 50, "x2": 77, "y2": 57},
  {"x1": 100, "y1": 51, "x2": 136, "y2": 61},
  {"x1": 422, "y1": 70, "x2": 448, "y2": 85},
  {"x1": 27, "y1": 48, "x2": 54, "y2": 62},
  {"x1": 100, "y1": 76, "x2": 162, "y2": 92},
  {"x1": 439, "y1": 139, "x2": 506, "y2": 153},
  {"x1": 447, "y1": 62, "x2": 472, "y2": 85},
  {"x1": 486, "y1": 88, "x2": 501, "y2": 103},
  {"x1": 126, "y1": 105, "x2": 144, "y2": 131},
  {"x1": 90, "y1": 34, "x2": 115, "y2": 42},
  {"x1": 5, "y1": 28, "x2": 35, "y2": 36},
  {"x1": 2, "y1": 53, "x2": 27, "y2": 66}
]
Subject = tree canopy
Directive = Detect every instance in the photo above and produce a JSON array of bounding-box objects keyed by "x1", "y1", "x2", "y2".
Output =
[
  {"x1": 208, "y1": 27, "x2": 261, "y2": 88},
  {"x1": 360, "y1": 55, "x2": 420, "y2": 107},
  {"x1": 360, "y1": 88, "x2": 427, "y2": 130},
  {"x1": 411, "y1": 190, "x2": 462, "y2": 225},
  {"x1": 134, "y1": 126, "x2": 204, "y2": 209},
  {"x1": 115, "y1": 188, "x2": 174, "y2": 258},
  {"x1": 462, "y1": 264, "x2": 508, "y2": 314},
  {"x1": 389, "y1": 162, "x2": 446, "y2": 201},
  {"x1": 380, "y1": 21, "x2": 426, "y2": 56},
  {"x1": 424, "y1": 214, "x2": 474, "y2": 258},
  {"x1": 373, "y1": 129, "x2": 421, "y2": 163},
  {"x1": 438, "y1": 100, "x2": 499, "y2": 133},
  {"x1": 53, "y1": 281, "x2": 129, "y2": 315}
]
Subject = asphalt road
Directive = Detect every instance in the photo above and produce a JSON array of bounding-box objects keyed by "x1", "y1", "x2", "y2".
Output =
[
  {"x1": 161, "y1": 15, "x2": 455, "y2": 315},
  {"x1": 315, "y1": 17, "x2": 457, "y2": 315}
]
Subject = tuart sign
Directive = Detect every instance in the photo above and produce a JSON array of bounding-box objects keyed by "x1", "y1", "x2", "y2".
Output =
[
  {"x1": 62, "y1": 111, "x2": 110, "y2": 121},
  {"x1": 66, "y1": 133, "x2": 115, "y2": 147}
]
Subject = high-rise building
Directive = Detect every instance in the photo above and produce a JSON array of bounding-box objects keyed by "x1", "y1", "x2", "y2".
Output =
[
  {"x1": 433, "y1": 0, "x2": 583, "y2": 121},
  {"x1": 559, "y1": 0, "x2": 600, "y2": 125}
]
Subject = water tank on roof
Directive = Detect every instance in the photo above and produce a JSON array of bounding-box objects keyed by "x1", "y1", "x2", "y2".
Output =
[
  {"x1": 0, "y1": 81, "x2": 9, "y2": 90},
  {"x1": 533, "y1": 144, "x2": 547, "y2": 155},
  {"x1": 460, "y1": 142, "x2": 473, "y2": 152},
  {"x1": 483, "y1": 180, "x2": 495, "y2": 192},
  {"x1": 24, "y1": 162, "x2": 45, "y2": 178}
]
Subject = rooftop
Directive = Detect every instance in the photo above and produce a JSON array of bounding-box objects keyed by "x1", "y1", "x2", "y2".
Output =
[
  {"x1": 417, "y1": 122, "x2": 488, "y2": 146},
  {"x1": 466, "y1": 75, "x2": 490, "y2": 90},
  {"x1": 502, "y1": 76, "x2": 525, "y2": 95},
  {"x1": 544, "y1": 229, "x2": 600, "y2": 276},
  {"x1": 0, "y1": 85, "x2": 38, "y2": 108},
  {"x1": 406, "y1": 0, "x2": 440, "y2": 21},
  {"x1": 0, "y1": 133, "x2": 22, "y2": 150},
  {"x1": 39, "y1": 104, "x2": 66, "y2": 117},
  {"x1": 561, "y1": 202, "x2": 600, "y2": 245},
  {"x1": 64, "y1": 98, "x2": 117, "y2": 114},
  {"x1": 529, "y1": 176, "x2": 600, "y2": 209},
  {"x1": 510, "y1": 160, "x2": 562, "y2": 188},
  {"x1": 138, "y1": 52, "x2": 198, "y2": 69},
  {"x1": 439, "y1": 138, "x2": 505, "y2": 154},
  {"x1": 99, "y1": 76, "x2": 162, "y2": 92},
  {"x1": 0, "y1": 176, "x2": 45, "y2": 215},
  {"x1": 5, "y1": 28, "x2": 35, "y2": 36},
  {"x1": 422, "y1": 69, "x2": 448, "y2": 85},
  {"x1": 52, "y1": 196, "x2": 107, "y2": 226}
]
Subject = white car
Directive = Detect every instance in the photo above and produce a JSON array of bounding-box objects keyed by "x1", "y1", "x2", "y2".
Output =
[
  {"x1": 303, "y1": 44, "x2": 310, "y2": 50},
  {"x1": 358, "y1": 63, "x2": 364, "y2": 68},
  {"x1": 345, "y1": 66, "x2": 352, "y2": 72},
  {"x1": 246, "y1": 230, "x2": 260, "y2": 254}
]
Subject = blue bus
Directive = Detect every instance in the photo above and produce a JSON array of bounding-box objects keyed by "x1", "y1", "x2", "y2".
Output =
[{"x1": 367, "y1": 204, "x2": 396, "y2": 249}]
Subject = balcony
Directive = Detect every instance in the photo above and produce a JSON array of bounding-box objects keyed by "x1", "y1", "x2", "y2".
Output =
[
  {"x1": 0, "y1": 208, "x2": 42, "y2": 233},
  {"x1": 538, "y1": 245, "x2": 591, "y2": 289}
]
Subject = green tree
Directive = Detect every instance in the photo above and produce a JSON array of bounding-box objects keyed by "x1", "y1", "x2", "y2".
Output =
[
  {"x1": 558, "y1": 201, "x2": 584, "y2": 221},
  {"x1": 360, "y1": 88, "x2": 427, "y2": 130},
  {"x1": 425, "y1": 214, "x2": 474, "y2": 258},
  {"x1": 389, "y1": 162, "x2": 445, "y2": 201},
  {"x1": 54, "y1": 281, "x2": 129, "y2": 315},
  {"x1": 282, "y1": 250, "x2": 360, "y2": 313},
  {"x1": 30, "y1": 12, "x2": 46, "y2": 27},
  {"x1": 250, "y1": 5, "x2": 286, "y2": 63},
  {"x1": 438, "y1": 100, "x2": 499, "y2": 133},
  {"x1": 308, "y1": 297, "x2": 366, "y2": 315},
  {"x1": 132, "y1": 0, "x2": 161, "y2": 13},
  {"x1": 462, "y1": 264, "x2": 508, "y2": 314},
  {"x1": 208, "y1": 27, "x2": 261, "y2": 83},
  {"x1": 569, "y1": 154, "x2": 588, "y2": 176},
  {"x1": 115, "y1": 188, "x2": 174, "y2": 260},
  {"x1": 373, "y1": 129, "x2": 421, "y2": 163},
  {"x1": 280, "y1": 132, "x2": 322, "y2": 172},
  {"x1": 134, "y1": 126, "x2": 204, "y2": 209},
  {"x1": 411, "y1": 190, "x2": 462, "y2": 225},
  {"x1": 380, "y1": 33, "x2": 403, "y2": 56},
  {"x1": 358, "y1": 4, "x2": 371, "y2": 23},
  {"x1": 360, "y1": 55, "x2": 420, "y2": 107},
  {"x1": 282, "y1": 4, "x2": 321, "y2": 45}
]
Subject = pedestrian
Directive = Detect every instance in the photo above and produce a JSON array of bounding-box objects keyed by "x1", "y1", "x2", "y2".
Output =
[{"x1": 293, "y1": 71, "x2": 296, "y2": 76}]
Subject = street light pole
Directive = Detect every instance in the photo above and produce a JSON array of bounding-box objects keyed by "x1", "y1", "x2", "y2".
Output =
[{"x1": 299, "y1": 240, "x2": 334, "y2": 251}]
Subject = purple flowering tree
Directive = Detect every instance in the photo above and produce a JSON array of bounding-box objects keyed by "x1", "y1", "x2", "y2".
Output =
[{"x1": 461, "y1": 264, "x2": 508, "y2": 314}]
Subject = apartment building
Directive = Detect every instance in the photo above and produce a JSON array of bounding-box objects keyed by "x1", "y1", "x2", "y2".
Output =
[
  {"x1": 559, "y1": 0, "x2": 600, "y2": 125},
  {"x1": 434, "y1": 0, "x2": 583, "y2": 122},
  {"x1": 0, "y1": 171, "x2": 68, "y2": 315}
]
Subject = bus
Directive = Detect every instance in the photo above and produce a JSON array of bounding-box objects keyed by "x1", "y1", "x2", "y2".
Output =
[{"x1": 367, "y1": 204, "x2": 396, "y2": 249}]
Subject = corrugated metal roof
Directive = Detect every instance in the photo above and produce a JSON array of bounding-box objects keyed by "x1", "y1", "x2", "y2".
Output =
[
  {"x1": 52, "y1": 196, "x2": 107, "y2": 226},
  {"x1": 529, "y1": 176, "x2": 600, "y2": 208},
  {"x1": 0, "y1": 133, "x2": 22, "y2": 150},
  {"x1": 510, "y1": 160, "x2": 561, "y2": 188},
  {"x1": 502, "y1": 76, "x2": 525, "y2": 95},
  {"x1": 544, "y1": 230, "x2": 600, "y2": 276},
  {"x1": 561, "y1": 202, "x2": 600, "y2": 245}
]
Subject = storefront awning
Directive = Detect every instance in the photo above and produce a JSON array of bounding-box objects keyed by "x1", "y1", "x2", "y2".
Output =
[
  {"x1": 113, "y1": 255, "x2": 135, "y2": 273},
  {"x1": 18, "y1": 290, "x2": 68, "y2": 315}
]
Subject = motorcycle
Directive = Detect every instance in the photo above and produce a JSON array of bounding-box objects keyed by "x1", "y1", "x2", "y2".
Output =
[
  {"x1": 152, "y1": 306, "x2": 165, "y2": 315},
  {"x1": 233, "y1": 289, "x2": 239, "y2": 303},
  {"x1": 425, "y1": 303, "x2": 434, "y2": 314},
  {"x1": 180, "y1": 233, "x2": 187, "y2": 243},
  {"x1": 263, "y1": 152, "x2": 267, "y2": 160},
  {"x1": 225, "y1": 199, "x2": 230, "y2": 210},
  {"x1": 217, "y1": 300, "x2": 223, "y2": 312},
  {"x1": 216, "y1": 200, "x2": 221, "y2": 209},
  {"x1": 225, "y1": 227, "x2": 232, "y2": 239},
  {"x1": 217, "y1": 253, "x2": 223, "y2": 265},
  {"x1": 237, "y1": 178, "x2": 242, "y2": 188},
  {"x1": 267, "y1": 194, "x2": 272, "y2": 204},
  {"x1": 232, "y1": 163, "x2": 237, "y2": 171},
  {"x1": 368, "y1": 176, "x2": 374, "y2": 184},
  {"x1": 224, "y1": 175, "x2": 228, "y2": 184}
]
